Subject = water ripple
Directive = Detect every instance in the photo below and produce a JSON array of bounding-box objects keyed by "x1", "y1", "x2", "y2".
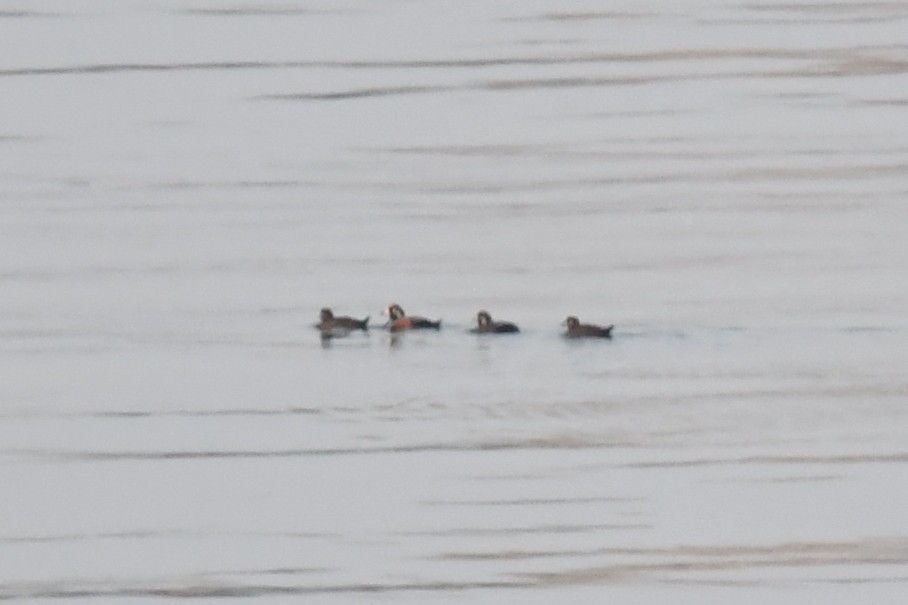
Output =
[{"x1": 0, "y1": 579, "x2": 526, "y2": 600}]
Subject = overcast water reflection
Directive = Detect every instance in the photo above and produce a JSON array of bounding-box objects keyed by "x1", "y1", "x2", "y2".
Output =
[{"x1": 2, "y1": 1, "x2": 908, "y2": 603}]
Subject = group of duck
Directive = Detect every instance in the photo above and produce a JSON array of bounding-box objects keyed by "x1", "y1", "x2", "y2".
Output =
[{"x1": 316, "y1": 303, "x2": 614, "y2": 340}]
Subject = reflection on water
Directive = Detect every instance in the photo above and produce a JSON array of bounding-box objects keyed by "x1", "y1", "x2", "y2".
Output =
[{"x1": 2, "y1": 0, "x2": 908, "y2": 603}]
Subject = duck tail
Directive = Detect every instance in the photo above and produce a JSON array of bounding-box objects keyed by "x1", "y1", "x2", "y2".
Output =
[{"x1": 360, "y1": 316, "x2": 370, "y2": 330}]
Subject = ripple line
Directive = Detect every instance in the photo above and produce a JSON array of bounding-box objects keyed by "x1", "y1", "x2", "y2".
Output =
[
  {"x1": 626, "y1": 451, "x2": 908, "y2": 469},
  {"x1": 5, "y1": 438, "x2": 607, "y2": 463},
  {"x1": 0, "y1": 579, "x2": 526, "y2": 600}
]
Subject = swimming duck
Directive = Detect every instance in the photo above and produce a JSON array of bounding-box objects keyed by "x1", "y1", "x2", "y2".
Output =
[
  {"x1": 471, "y1": 310, "x2": 519, "y2": 334},
  {"x1": 563, "y1": 316, "x2": 614, "y2": 339},
  {"x1": 384, "y1": 303, "x2": 441, "y2": 332},
  {"x1": 316, "y1": 307, "x2": 369, "y2": 338}
]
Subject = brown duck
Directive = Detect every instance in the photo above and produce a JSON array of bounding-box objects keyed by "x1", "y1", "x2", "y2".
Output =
[
  {"x1": 316, "y1": 307, "x2": 369, "y2": 337},
  {"x1": 384, "y1": 303, "x2": 441, "y2": 332},
  {"x1": 470, "y1": 310, "x2": 519, "y2": 334},
  {"x1": 563, "y1": 316, "x2": 614, "y2": 338}
]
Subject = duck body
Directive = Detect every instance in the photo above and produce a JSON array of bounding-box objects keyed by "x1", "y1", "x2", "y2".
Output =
[
  {"x1": 563, "y1": 316, "x2": 613, "y2": 339},
  {"x1": 470, "y1": 310, "x2": 519, "y2": 334},
  {"x1": 317, "y1": 308, "x2": 369, "y2": 337},
  {"x1": 384, "y1": 303, "x2": 441, "y2": 332}
]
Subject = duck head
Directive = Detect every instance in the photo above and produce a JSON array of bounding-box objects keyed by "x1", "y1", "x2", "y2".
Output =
[{"x1": 384, "y1": 303, "x2": 406, "y2": 321}]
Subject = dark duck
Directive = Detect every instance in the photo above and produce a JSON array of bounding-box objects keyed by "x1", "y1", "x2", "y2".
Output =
[
  {"x1": 316, "y1": 307, "x2": 369, "y2": 338},
  {"x1": 562, "y1": 316, "x2": 614, "y2": 339},
  {"x1": 384, "y1": 303, "x2": 441, "y2": 332},
  {"x1": 471, "y1": 310, "x2": 519, "y2": 334}
]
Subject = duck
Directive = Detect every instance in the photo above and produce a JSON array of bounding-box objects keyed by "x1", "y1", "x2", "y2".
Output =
[
  {"x1": 563, "y1": 316, "x2": 614, "y2": 339},
  {"x1": 383, "y1": 303, "x2": 441, "y2": 332},
  {"x1": 316, "y1": 307, "x2": 369, "y2": 338},
  {"x1": 470, "y1": 310, "x2": 519, "y2": 334}
]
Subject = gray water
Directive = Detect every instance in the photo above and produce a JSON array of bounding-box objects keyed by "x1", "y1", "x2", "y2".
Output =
[{"x1": 2, "y1": 1, "x2": 908, "y2": 602}]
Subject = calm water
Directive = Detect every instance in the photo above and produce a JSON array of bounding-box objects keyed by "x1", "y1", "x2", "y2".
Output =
[{"x1": 2, "y1": 1, "x2": 908, "y2": 602}]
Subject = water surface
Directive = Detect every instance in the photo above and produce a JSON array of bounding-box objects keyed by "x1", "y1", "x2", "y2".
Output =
[{"x1": 2, "y1": 1, "x2": 907, "y2": 602}]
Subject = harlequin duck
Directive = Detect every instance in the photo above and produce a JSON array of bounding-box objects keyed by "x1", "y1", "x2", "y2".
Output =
[
  {"x1": 563, "y1": 316, "x2": 614, "y2": 338},
  {"x1": 316, "y1": 307, "x2": 369, "y2": 338},
  {"x1": 470, "y1": 310, "x2": 519, "y2": 334},
  {"x1": 383, "y1": 303, "x2": 441, "y2": 332}
]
